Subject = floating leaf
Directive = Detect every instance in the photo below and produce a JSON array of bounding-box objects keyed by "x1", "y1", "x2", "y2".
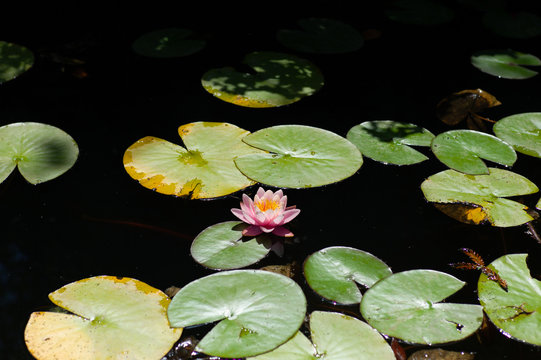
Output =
[
  {"x1": 431, "y1": 130, "x2": 516, "y2": 175},
  {"x1": 493, "y1": 112, "x2": 541, "y2": 158},
  {"x1": 360, "y1": 270, "x2": 483, "y2": 344},
  {"x1": 436, "y1": 89, "x2": 501, "y2": 127},
  {"x1": 132, "y1": 28, "x2": 205, "y2": 58},
  {"x1": 248, "y1": 311, "x2": 395, "y2": 360},
  {"x1": 0, "y1": 41, "x2": 34, "y2": 83},
  {"x1": 123, "y1": 122, "x2": 264, "y2": 199},
  {"x1": 0, "y1": 122, "x2": 78, "y2": 185},
  {"x1": 478, "y1": 254, "x2": 541, "y2": 345},
  {"x1": 421, "y1": 168, "x2": 539, "y2": 227},
  {"x1": 303, "y1": 247, "x2": 392, "y2": 304},
  {"x1": 432, "y1": 203, "x2": 490, "y2": 225},
  {"x1": 409, "y1": 348, "x2": 474, "y2": 360},
  {"x1": 483, "y1": 11, "x2": 541, "y2": 39},
  {"x1": 276, "y1": 18, "x2": 363, "y2": 54},
  {"x1": 168, "y1": 270, "x2": 306, "y2": 358},
  {"x1": 190, "y1": 221, "x2": 272, "y2": 270},
  {"x1": 385, "y1": 0, "x2": 454, "y2": 25},
  {"x1": 346, "y1": 121, "x2": 434, "y2": 165},
  {"x1": 471, "y1": 50, "x2": 541, "y2": 79},
  {"x1": 24, "y1": 276, "x2": 181, "y2": 360},
  {"x1": 201, "y1": 51, "x2": 324, "y2": 108},
  {"x1": 537, "y1": 197, "x2": 541, "y2": 210},
  {"x1": 234, "y1": 125, "x2": 362, "y2": 188}
]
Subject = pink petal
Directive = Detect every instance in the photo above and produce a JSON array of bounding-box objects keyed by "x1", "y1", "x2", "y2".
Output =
[
  {"x1": 242, "y1": 225, "x2": 263, "y2": 237},
  {"x1": 272, "y1": 226, "x2": 294, "y2": 237},
  {"x1": 240, "y1": 200, "x2": 256, "y2": 219},
  {"x1": 273, "y1": 190, "x2": 283, "y2": 203},
  {"x1": 271, "y1": 213, "x2": 285, "y2": 226},
  {"x1": 231, "y1": 208, "x2": 253, "y2": 224},
  {"x1": 242, "y1": 193, "x2": 254, "y2": 209},
  {"x1": 262, "y1": 189, "x2": 274, "y2": 201},
  {"x1": 260, "y1": 225, "x2": 276, "y2": 233},
  {"x1": 279, "y1": 195, "x2": 288, "y2": 209},
  {"x1": 281, "y1": 208, "x2": 301, "y2": 223},
  {"x1": 256, "y1": 187, "x2": 266, "y2": 198}
]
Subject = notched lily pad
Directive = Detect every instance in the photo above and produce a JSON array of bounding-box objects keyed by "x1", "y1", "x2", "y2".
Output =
[
  {"x1": 0, "y1": 122, "x2": 79, "y2": 185},
  {"x1": 360, "y1": 269, "x2": 483, "y2": 344},
  {"x1": 483, "y1": 11, "x2": 541, "y2": 39},
  {"x1": 471, "y1": 50, "x2": 541, "y2": 79},
  {"x1": 201, "y1": 51, "x2": 324, "y2": 108},
  {"x1": 436, "y1": 89, "x2": 501, "y2": 129},
  {"x1": 431, "y1": 129, "x2": 516, "y2": 175},
  {"x1": 0, "y1": 41, "x2": 34, "y2": 83},
  {"x1": 123, "y1": 122, "x2": 264, "y2": 199},
  {"x1": 478, "y1": 254, "x2": 541, "y2": 345},
  {"x1": 493, "y1": 112, "x2": 541, "y2": 158},
  {"x1": 132, "y1": 28, "x2": 205, "y2": 58},
  {"x1": 385, "y1": 0, "x2": 454, "y2": 25},
  {"x1": 234, "y1": 125, "x2": 363, "y2": 188},
  {"x1": 276, "y1": 18, "x2": 363, "y2": 54},
  {"x1": 346, "y1": 120, "x2": 434, "y2": 165},
  {"x1": 303, "y1": 246, "x2": 392, "y2": 305},
  {"x1": 421, "y1": 168, "x2": 539, "y2": 227},
  {"x1": 24, "y1": 276, "x2": 182, "y2": 360}
]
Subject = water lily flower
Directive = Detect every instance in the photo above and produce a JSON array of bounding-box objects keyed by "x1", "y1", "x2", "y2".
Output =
[{"x1": 231, "y1": 187, "x2": 300, "y2": 237}]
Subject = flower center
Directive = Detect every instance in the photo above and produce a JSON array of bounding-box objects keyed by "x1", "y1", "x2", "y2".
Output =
[{"x1": 255, "y1": 199, "x2": 280, "y2": 212}]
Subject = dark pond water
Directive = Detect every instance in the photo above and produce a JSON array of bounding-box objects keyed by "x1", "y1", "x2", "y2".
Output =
[{"x1": 1, "y1": 1, "x2": 541, "y2": 359}]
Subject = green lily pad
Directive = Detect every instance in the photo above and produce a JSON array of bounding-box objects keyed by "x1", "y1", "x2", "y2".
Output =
[
  {"x1": 421, "y1": 168, "x2": 539, "y2": 227},
  {"x1": 431, "y1": 130, "x2": 517, "y2": 175},
  {"x1": 123, "y1": 122, "x2": 265, "y2": 199},
  {"x1": 248, "y1": 311, "x2": 395, "y2": 360},
  {"x1": 303, "y1": 247, "x2": 392, "y2": 305},
  {"x1": 168, "y1": 270, "x2": 306, "y2": 358},
  {"x1": 0, "y1": 41, "x2": 34, "y2": 83},
  {"x1": 132, "y1": 28, "x2": 205, "y2": 58},
  {"x1": 478, "y1": 254, "x2": 541, "y2": 345},
  {"x1": 276, "y1": 18, "x2": 363, "y2": 54},
  {"x1": 24, "y1": 276, "x2": 182, "y2": 360},
  {"x1": 0, "y1": 122, "x2": 79, "y2": 185},
  {"x1": 493, "y1": 112, "x2": 541, "y2": 158},
  {"x1": 346, "y1": 121, "x2": 434, "y2": 165},
  {"x1": 201, "y1": 51, "x2": 324, "y2": 108},
  {"x1": 385, "y1": 0, "x2": 454, "y2": 25},
  {"x1": 191, "y1": 221, "x2": 272, "y2": 270},
  {"x1": 483, "y1": 11, "x2": 541, "y2": 39},
  {"x1": 537, "y1": 197, "x2": 541, "y2": 210},
  {"x1": 360, "y1": 270, "x2": 483, "y2": 345},
  {"x1": 471, "y1": 50, "x2": 541, "y2": 79},
  {"x1": 234, "y1": 125, "x2": 362, "y2": 188}
]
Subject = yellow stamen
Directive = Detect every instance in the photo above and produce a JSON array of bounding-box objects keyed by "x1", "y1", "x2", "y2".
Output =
[{"x1": 255, "y1": 199, "x2": 280, "y2": 212}]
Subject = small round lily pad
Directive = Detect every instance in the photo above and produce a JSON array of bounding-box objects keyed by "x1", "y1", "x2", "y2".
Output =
[
  {"x1": 168, "y1": 270, "x2": 306, "y2": 358},
  {"x1": 360, "y1": 269, "x2": 483, "y2": 344},
  {"x1": 471, "y1": 50, "x2": 541, "y2": 80},
  {"x1": 191, "y1": 221, "x2": 272, "y2": 270},
  {"x1": 0, "y1": 122, "x2": 79, "y2": 184},
  {"x1": 0, "y1": 41, "x2": 34, "y2": 83},
  {"x1": 24, "y1": 276, "x2": 182, "y2": 360},
  {"x1": 132, "y1": 28, "x2": 205, "y2": 58},
  {"x1": 234, "y1": 125, "x2": 363, "y2": 188},
  {"x1": 483, "y1": 11, "x2": 541, "y2": 39},
  {"x1": 201, "y1": 51, "x2": 324, "y2": 108},
  {"x1": 493, "y1": 112, "x2": 541, "y2": 158},
  {"x1": 303, "y1": 247, "x2": 392, "y2": 304},
  {"x1": 346, "y1": 121, "x2": 434, "y2": 165}
]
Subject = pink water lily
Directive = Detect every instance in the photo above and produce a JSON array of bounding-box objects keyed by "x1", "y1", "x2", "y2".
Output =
[{"x1": 231, "y1": 187, "x2": 300, "y2": 237}]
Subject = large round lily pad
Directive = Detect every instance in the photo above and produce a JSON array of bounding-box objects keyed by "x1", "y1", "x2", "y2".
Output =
[
  {"x1": 167, "y1": 270, "x2": 306, "y2": 358},
  {"x1": 482, "y1": 11, "x2": 541, "y2": 39},
  {"x1": 191, "y1": 221, "x2": 272, "y2": 270},
  {"x1": 360, "y1": 270, "x2": 483, "y2": 344},
  {"x1": 493, "y1": 112, "x2": 541, "y2": 158},
  {"x1": 24, "y1": 276, "x2": 182, "y2": 360},
  {"x1": 234, "y1": 125, "x2": 362, "y2": 188},
  {"x1": 346, "y1": 121, "x2": 434, "y2": 165},
  {"x1": 0, "y1": 122, "x2": 79, "y2": 184},
  {"x1": 276, "y1": 18, "x2": 363, "y2": 54},
  {"x1": 471, "y1": 50, "x2": 541, "y2": 80},
  {"x1": 421, "y1": 168, "x2": 538, "y2": 227},
  {"x1": 248, "y1": 311, "x2": 395, "y2": 360},
  {"x1": 123, "y1": 122, "x2": 264, "y2": 199},
  {"x1": 478, "y1": 254, "x2": 541, "y2": 345},
  {"x1": 431, "y1": 130, "x2": 517, "y2": 175},
  {"x1": 303, "y1": 247, "x2": 392, "y2": 305},
  {"x1": 132, "y1": 28, "x2": 205, "y2": 58},
  {"x1": 0, "y1": 41, "x2": 34, "y2": 83},
  {"x1": 201, "y1": 51, "x2": 324, "y2": 108}
]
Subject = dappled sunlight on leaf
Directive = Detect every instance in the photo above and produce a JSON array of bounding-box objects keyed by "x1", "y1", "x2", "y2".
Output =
[{"x1": 0, "y1": 41, "x2": 34, "y2": 83}]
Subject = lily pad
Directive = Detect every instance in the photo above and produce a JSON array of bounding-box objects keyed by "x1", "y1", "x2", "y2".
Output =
[
  {"x1": 234, "y1": 125, "x2": 363, "y2": 188},
  {"x1": 0, "y1": 122, "x2": 79, "y2": 185},
  {"x1": 303, "y1": 247, "x2": 392, "y2": 305},
  {"x1": 537, "y1": 197, "x2": 541, "y2": 210},
  {"x1": 346, "y1": 121, "x2": 434, "y2": 165},
  {"x1": 24, "y1": 276, "x2": 182, "y2": 360},
  {"x1": 436, "y1": 89, "x2": 501, "y2": 127},
  {"x1": 471, "y1": 50, "x2": 541, "y2": 79},
  {"x1": 0, "y1": 41, "x2": 34, "y2": 83},
  {"x1": 483, "y1": 11, "x2": 541, "y2": 39},
  {"x1": 132, "y1": 28, "x2": 205, "y2": 58},
  {"x1": 478, "y1": 254, "x2": 541, "y2": 345},
  {"x1": 493, "y1": 112, "x2": 541, "y2": 158},
  {"x1": 385, "y1": 0, "x2": 454, "y2": 25},
  {"x1": 191, "y1": 221, "x2": 272, "y2": 270},
  {"x1": 201, "y1": 51, "x2": 324, "y2": 108},
  {"x1": 276, "y1": 18, "x2": 363, "y2": 54},
  {"x1": 168, "y1": 270, "x2": 306, "y2": 358},
  {"x1": 123, "y1": 122, "x2": 265, "y2": 199},
  {"x1": 360, "y1": 270, "x2": 483, "y2": 344},
  {"x1": 248, "y1": 311, "x2": 395, "y2": 360},
  {"x1": 431, "y1": 129, "x2": 517, "y2": 175},
  {"x1": 420, "y1": 168, "x2": 539, "y2": 227}
]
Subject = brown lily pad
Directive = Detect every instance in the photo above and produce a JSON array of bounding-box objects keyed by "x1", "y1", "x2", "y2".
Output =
[{"x1": 436, "y1": 89, "x2": 501, "y2": 130}]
